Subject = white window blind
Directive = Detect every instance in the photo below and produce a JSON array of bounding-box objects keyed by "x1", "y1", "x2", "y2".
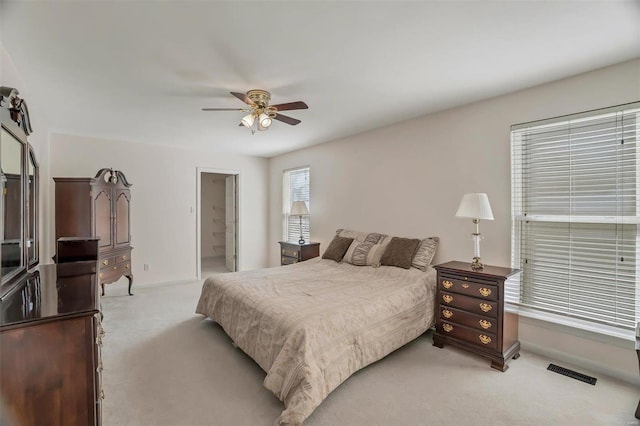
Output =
[
  {"x1": 283, "y1": 167, "x2": 310, "y2": 243},
  {"x1": 511, "y1": 102, "x2": 640, "y2": 331}
]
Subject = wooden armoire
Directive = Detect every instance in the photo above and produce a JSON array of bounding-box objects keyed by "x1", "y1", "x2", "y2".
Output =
[{"x1": 54, "y1": 168, "x2": 133, "y2": 295}]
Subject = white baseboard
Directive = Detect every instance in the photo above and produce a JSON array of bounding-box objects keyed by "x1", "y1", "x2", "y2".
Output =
[{"x1": 521, "y1": 340, "x2": 640, "y2": 387}]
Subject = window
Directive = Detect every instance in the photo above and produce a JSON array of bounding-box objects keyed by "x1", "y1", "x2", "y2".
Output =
[
  {"x1": 511, "y1": 102, "x2": 640, "y2": 333},
  {"x1": 283, "y1": 167, "x2": 310, "y2": 243}
]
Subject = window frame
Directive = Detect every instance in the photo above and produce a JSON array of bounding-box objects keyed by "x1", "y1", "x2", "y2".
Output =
[
  {"x1": 282, "y1": 166, "x2": 311, "y2": 243},
  {"x1": 510, "y1": 101, "x2": 640, "y2": 338}
]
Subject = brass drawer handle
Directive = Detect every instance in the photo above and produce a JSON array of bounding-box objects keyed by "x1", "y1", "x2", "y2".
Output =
[
  {"x1": 113, "y1": 266, "x2": 117, "y2": 270},
  {"x1": 479, "y1": 303, "x2": 492, "y2": 313},
  {"x1": 479, "y1": 335, "x2": 492, "y2": 345},
  {"x1": 479, "y1": 287, "x2": 492, "y2": 297},
  {"x1": 442, "y1": 309, "x2": 453, "y2": 319},
  {"x1": 121, "y1": 255, "x2": 126, "y2": 260},
  {"x1": 125, "y1": 264, "x2": 130, "y2": 269},
  {"x1": 442, "y1": 280, "x2": 453, "y2": 289},
  {"x1": 462, "y1": 283, "x2": 469, "y2": 289},
  {"x1": 479, "y1": 319, "x2": 492, "y2": 329},
  {"x1": 443, "y1": 324, "x2": 453, "y2": 333},
  {"x1": 102, "y1": 260, "x2": 108, "y2": 266},
  {"x1": 442, "y1": 294, "x2": 453, "y2": 303}
]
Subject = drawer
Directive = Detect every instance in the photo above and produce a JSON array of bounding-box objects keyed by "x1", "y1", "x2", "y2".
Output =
[
  {"x1": 99, "y1": 261, "x2": 131, "y2": 282},
  {"x1": 439, "y1": 306, "x2": 497, "y2": 333},
  {"x1": 438, "y1": 320, "x2": 498, "y2": 351},
  {"x1": 439, "y1": 276, "x2": 498, "y2": 301},
  {"x1": 281, "y1": 248, "x2": 300, "y2": 258},
  {"x1": 100, "y1": 256, "x2": 115, "y2": 268},
  {"x1": 114, "y1": 250, "x2": 131, "y2": 264},
  {"x1": 281, "y1": 256, "x2": 298, "y2": 265},
  {"x1": 440, "y1": 291, "x2": 498, "y2": 318}
]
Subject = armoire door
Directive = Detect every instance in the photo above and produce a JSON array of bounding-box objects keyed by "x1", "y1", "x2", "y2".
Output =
[
  {"x1": 113, "y1": 189, "x2": 131, "y2": 249},
  {"x1": 92, "y1": 188, "x2": 113, "y2": 251}
]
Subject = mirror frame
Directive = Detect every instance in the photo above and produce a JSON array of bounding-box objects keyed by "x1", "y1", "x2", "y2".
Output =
[
  {"x1": 1, "y1": 86, "x2": 36, "y2": 292},
  {"x1": 28, "y1": 146, "x2": 39, "y2": 268}
]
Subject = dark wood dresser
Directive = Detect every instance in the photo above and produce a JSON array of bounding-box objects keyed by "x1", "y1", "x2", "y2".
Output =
[
  {"x1": 0, "y1": 262, "x2": 104, "y2": 425},
  {"x1": 279, "y1": 241, "x2": 320, "y2": 265},
  {"x1": 433, "y1": 261, "x2": 521, "y2": 371},
  {"x1": 54, "y1": 168, "x2": 133, "y2": 296}
]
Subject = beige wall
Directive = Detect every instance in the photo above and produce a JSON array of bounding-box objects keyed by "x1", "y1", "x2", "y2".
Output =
[
  {"x1": 50, "y1": 134, "x2": 269, "y2": 285},
  {"x1": 268, "y1": 59, "x2": 640, "y2": 384}
]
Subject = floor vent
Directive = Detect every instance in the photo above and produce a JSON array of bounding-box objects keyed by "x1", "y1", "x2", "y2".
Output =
[{"x1": 547, "y1": 363, "x2": 597, "y2": 385}]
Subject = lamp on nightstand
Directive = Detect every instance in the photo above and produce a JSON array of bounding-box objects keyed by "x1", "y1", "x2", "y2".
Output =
[
  {"x1": 290, "y1": 201, "x2": 309, "y2": 245},
  {"x1": 455, "y1": 193, "x2": 494, "y2": 270}
]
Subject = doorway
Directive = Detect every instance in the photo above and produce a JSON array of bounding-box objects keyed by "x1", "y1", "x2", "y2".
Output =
[{"x1": 197, "y1": 168, "x2": 239, "y2": 279}]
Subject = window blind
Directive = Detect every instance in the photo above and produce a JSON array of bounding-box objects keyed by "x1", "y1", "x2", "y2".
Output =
[
  {"x1": 283, "y1": 167, "x2": 310, "y2": 243},
  {"x1": 511, "y1": 102, "x2": 640, "y2": 331}
]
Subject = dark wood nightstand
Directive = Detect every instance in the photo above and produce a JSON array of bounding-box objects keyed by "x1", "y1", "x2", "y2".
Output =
[
  {"x1": 433, "y1": 261, "x2": 521, "y2": 372},
  {"x1": 279, "y1": 241, "x2": 320, "y2": 265}
]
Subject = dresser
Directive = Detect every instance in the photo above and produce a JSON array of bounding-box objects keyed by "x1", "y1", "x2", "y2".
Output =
[
  {"x1": 279, "y1": 241, "x2": 320, "y2": 265},
  {"x1": 433, "y1": 261, "x2": 521, "y2": 371},
  {"x1": 54, "y1": 168, "x2": 133, "y2": 296},
  {"x1": 0, "y1": 262, "x2": 104, "y2": 426}
]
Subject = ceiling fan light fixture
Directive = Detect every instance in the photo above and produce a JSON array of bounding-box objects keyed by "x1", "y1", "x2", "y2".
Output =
[
  {"x1": 258, "y1": 112, "x2": 272, "y2": 128},
  {"x1": 241, "y1": 113, "x2": 255, "y2": 128}
]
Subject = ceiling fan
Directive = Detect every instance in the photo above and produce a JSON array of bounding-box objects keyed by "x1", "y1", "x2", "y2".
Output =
[{"x1": 202, "y1": 90, "x2": 308, "y2": 133}]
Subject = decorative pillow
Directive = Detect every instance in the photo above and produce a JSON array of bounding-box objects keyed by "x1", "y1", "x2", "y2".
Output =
[
  {"x1": 370, "y1": 235, "x2": 393, "y2": 267},
  {"x1": 342, "y1": 232, "x2": 386, "y2": 266},
  {"x1": 411, "y1": 237, "x2": 439, "y2": 271},
  {"x1": 380, "y1": 237, "x2": 421, "y2": 269},
  {"x1": 321, "y1": 235, "x2": 354, "y2": 262},
  {"x1": 336, "y1": 228, "x2": 378, "y2": 243}
]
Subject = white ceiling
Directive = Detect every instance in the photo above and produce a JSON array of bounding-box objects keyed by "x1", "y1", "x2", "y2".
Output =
[{"x1": 2, "y1": 1, "x2": 639, "y2": 158}]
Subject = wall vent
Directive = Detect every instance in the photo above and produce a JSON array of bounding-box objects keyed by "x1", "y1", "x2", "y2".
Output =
[{"x1": 547, "y1": 363, "x2": 597, "y2": 385}]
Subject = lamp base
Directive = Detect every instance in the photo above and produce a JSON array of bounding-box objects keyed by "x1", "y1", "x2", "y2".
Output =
[
  {"x1": 298, "y1": 238, "x2": 306, "y2": 245},
  {"x1": 470, "y1": 256, "x2": 484, "y2": 270}
]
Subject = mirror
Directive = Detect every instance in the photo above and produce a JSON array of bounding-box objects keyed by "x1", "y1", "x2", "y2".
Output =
[
  {"x1": 1, "y1": 126, "x2": 25, "y2": 280},
  {"x1": 1, "y1": 86, "x2": 36, "y2": 291},
  {"x1": 28, "y1": 147, "x2": 38, "y2": 266}
]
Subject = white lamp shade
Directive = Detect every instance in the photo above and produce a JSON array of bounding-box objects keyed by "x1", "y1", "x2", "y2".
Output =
[
  {"x1": 241, "y1": 113, "x2": 255, "y2": 128},
  {"x1": 290, "y1": 201, "x2": 309, "y2": 216},
  {"x1": 259, "y1": 112, "x2": 272, "y2": 128},
  {"x1": 455, "y1": 193, "x2": 494, "y2": 220}
]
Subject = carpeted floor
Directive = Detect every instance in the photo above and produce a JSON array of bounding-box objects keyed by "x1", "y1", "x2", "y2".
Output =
[{"x1": 101, "y1": 277, "x2": 640, "y2": 426}]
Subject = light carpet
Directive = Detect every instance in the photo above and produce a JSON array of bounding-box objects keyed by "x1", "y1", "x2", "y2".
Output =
[{"x1": 101, "y1": 278, "x2": 639, "y2": 426}]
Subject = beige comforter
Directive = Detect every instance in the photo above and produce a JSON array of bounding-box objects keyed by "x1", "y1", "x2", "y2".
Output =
[{"x1": 195, "y1": 258, "x2": 437, "y2": 425}]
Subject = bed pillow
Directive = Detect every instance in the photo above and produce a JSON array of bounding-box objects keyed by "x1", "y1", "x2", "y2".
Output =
[
  {"x1": 370, "y1": 235, "x2": 393, "y2": 267},
  {"x1": 380, "y1": 237, "x2": 421, "y2": 269},
  {"x1": 342, "y1": 232, "x2": 386, "y2": 266},
  {"x1": 321, "y1": 235, "x2": 354, "y2": 262},
  {"x1": 336, "y1": 228, "x2": 377, "y2": 243},
  {"x1": 411, "y1": 237, "x2": 439, "y2": 271}
]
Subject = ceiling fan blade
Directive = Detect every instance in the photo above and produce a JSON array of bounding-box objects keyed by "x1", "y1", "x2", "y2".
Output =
[
  {"x1": 202, "y1": 108, "x2": 245, "y2": 111},
  {"x1": 230, "y1": 91, "x2": 257, "y2": 107},
  {"x1": 273, "y1": 113, "x2": 301, "y2": 126},
  {"x1": 271, "y1": 101, "x2": 308, "y2": 111}
]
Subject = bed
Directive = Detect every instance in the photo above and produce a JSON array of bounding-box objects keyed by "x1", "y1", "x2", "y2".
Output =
[{"x1": 196, "y1": 248, "x2": 437, "y2": 425}]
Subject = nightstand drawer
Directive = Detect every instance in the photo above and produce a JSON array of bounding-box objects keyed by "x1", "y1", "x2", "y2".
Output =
[
  {"x1": 439, "y1": 276, "x2": 498, "y2": 301},
  {"x1": 281, "y1": 248, "x2": 300, "y2": 258},
  {"x1": 439, "y1": 321, "x2": 498, "y2": 351},
  {"x1": 440, "y1": 306, "x2": 497, "y2": 333},
  {"x1": 440, "y1": 291, "x2": 498, "y2": 318},
  {"x1": 281, "y1": 256, "x2": 298, "y2": 265}
]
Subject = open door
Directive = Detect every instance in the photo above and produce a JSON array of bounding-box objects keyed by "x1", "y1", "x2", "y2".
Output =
[{"x1": 225, "y1": 175, "x2": 237, "y2": 272}]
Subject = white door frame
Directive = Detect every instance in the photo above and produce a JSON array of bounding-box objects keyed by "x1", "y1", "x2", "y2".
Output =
[{"x1": 196, "y1": 167, "x2": 241, "y2": 280}]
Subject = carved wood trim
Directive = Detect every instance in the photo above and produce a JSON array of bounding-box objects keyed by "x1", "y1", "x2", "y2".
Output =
[{"x1": 0, "y1": 86, "x2": 33, "y2": 136}]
